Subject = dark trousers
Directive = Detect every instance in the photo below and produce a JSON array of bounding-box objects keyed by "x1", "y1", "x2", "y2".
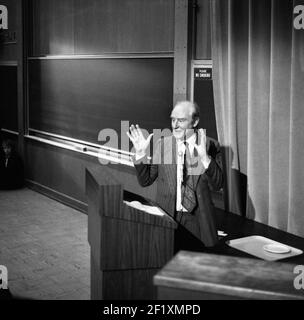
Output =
[{"x1": 173, "y1": 214, "x2": 206, "y2": 254}]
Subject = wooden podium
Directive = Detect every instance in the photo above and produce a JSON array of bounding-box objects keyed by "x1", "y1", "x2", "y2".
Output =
[{"x1": 86, "y1": 166, "x2": 177, "y2": 300}]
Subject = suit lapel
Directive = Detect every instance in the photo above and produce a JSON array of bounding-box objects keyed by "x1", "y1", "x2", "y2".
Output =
[
  {"x1": 187, "y1": 133, "x2": 202, "y2": 190},
  {"x1": 191, "y1": 171, "x2": 201, "y2": 190},
  {"x1": 162, "y1": 136, "x2": 177, "y2": 194}
]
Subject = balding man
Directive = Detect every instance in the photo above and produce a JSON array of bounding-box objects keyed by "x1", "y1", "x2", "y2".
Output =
[{"x1": 127, "y1": 101, "x2": 223, "y2": 252}]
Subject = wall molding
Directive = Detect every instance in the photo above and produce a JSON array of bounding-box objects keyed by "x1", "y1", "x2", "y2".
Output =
[
  {"x1": 26, "y1": 179, "x2": 88, "y2": 215},
  {"x1": 0, "y1": 61, "x2": 18, "y2": 66},
  {"x1": 1, "y1": 128, "x2": 19, "y2": 135},
  {"x1": 28, "y1": 53, "x2": 174, "y2": 60}
]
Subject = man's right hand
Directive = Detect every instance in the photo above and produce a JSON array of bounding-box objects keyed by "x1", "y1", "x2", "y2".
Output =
[{"x1": 126, "y1": 124, "x2": 153, "y2": 157}]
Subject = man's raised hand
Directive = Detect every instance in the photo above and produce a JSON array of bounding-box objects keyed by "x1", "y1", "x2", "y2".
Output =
[
  {"x1": 194, "y1": 128, "x2": 211, "y2": 170},
  {"x1": 126, "y1": 124, "x2": 153, "y2": 157}
]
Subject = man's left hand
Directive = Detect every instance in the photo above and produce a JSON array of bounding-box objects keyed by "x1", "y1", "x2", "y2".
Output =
[{"x1": 193, "y1": 129, "x2": 211, "y2": 169}]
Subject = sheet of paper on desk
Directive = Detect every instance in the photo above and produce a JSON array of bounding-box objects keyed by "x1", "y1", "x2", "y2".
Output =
[
  {"x1": 124, "y1": 201, "x2": 165, "y2": 216},
  {"x1": 218, "y1": 230, "x2": 228, "y2": 237}
]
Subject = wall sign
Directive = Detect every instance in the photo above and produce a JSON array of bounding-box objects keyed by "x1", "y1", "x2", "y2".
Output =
[{"x1": 194, "y1": 67, "x2": 212, "y2": 80}]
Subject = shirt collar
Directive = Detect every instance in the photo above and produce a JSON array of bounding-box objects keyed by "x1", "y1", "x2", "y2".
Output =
[
  {"x1": 176, "y1": 132, "x2": 196, "y2": 147},
  {"x1": 186, "y1": 133, "x2": 196, "y2": 146}
]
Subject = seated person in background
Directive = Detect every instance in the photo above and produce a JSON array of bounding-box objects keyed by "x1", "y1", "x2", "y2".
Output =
[{"x1": 0, "y1": 139, "x2": 24, "y2": 190}]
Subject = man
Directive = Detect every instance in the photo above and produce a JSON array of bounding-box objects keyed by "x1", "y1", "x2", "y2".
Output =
[
  {"x1": 0, "y1": 139, "x2": 24, "y2": 190},
  {"x1": 127, "y1": 101, "x2": 223, "y2": 251}
]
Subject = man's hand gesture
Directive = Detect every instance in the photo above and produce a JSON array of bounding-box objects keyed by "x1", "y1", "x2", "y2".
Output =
[
  {"x1": 193, "y1": 128, "x2": 211, "y2": 171},
  {"x1": 127, "y1": 124, "x2": 153, "y2": 157}
]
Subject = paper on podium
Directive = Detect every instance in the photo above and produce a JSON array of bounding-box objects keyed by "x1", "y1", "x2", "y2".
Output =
[
  {"x1": 124, "y1": 200, "x2": 165, "y2": 216},
  {"x1": 217, "y1": 230, "x2": 228, "y2": 237}
]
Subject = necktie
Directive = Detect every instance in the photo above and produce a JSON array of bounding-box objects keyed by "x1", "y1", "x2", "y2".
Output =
[
  {"x1": 182, "y1": 142, "x2": 188, "y2": 184},
  {"x1": 181, "y1": 142, "x2": 197, "y2": 212}
]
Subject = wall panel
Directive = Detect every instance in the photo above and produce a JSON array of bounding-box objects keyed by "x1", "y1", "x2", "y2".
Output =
[
  {"x1": 30, "y1": 0, "x2": 174, "y2": 56},
  {"x1": 25, "y1": 139, "x2": 157, "y2": 209},
  {"x1": 195, "y1": 0, "x2": 211, "y2": 59},
  {"x1": 0, "y1": 66, "x2": 18, "y2": 132},
  {"x1": 31, "y1": 0, "x2": 75, "y2": 56},
  {"x1": 74, "y1": 0, "x2": 174, "y2": 54}
]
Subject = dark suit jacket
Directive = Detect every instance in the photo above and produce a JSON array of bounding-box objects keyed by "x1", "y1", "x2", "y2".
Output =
[
  {"x1": 0, "y1": 152, "x2": 24, "y2": 190},
  {"x1": 133, "y1": 135, "x2": 223, "y2": 247}
]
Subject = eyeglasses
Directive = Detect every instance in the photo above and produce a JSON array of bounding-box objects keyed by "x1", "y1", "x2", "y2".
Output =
[{"x1": 171, "y1": 118, "x2": 188, "y2": 125}]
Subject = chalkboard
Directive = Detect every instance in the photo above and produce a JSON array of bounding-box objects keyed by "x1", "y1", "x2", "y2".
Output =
[
  {"x1": 0, "y1": 66, "x2": 18, "y2": 132},
  {"x1": 28, "y1": 58, "x2": 174, "y2": 151}
]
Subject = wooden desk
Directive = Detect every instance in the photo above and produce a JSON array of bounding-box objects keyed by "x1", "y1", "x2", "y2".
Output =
[
  {"x1": 214, "y1": 208, "x2": 304, "y2": 265},
  {"x1": 154, "y1": 209, "x2": 304, "y2": 300},
  {"x1": 154, "y1": 251, "x2": 304, "y2": 300}
]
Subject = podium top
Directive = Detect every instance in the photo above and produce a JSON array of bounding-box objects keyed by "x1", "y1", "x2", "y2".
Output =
[
  {"x1": 86, "y1": 165, "x2": 122, "y2": 187},
  {"x1": 86, "y1": 166, "x2": 177, "y2": 229}
]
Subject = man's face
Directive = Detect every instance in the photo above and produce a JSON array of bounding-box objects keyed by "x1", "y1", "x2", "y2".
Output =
[
  {"x1": 170, "y1": 103, "x2": 198, "y2": 140},
  {"x1": 2, "y1": 145, "x2": 11, "y2": 157}
]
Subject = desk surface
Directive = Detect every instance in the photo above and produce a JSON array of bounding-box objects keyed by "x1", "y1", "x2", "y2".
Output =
[
  {"x1": 154, "y1": 210, "x2": 304, "y2": 300},
  {"x1": 154, "y1": 250, "x2": 304, "y2": 300},
  {"x1": 212, "y1": 208, "x2": 304, "y2": 264}
]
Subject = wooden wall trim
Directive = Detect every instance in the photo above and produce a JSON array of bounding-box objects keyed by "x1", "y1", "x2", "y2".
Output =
[
  {"x1": 17, "y1": 0, "x2": 26, "y2": 157},
  {"x1": 0, "y1": 61, "x2": 18, "y2": 66},
  {"x1": 26, "y1": 179, "x2": 88, "y2": 214},
  {"x1": 28, "y1": 53, "x2": 174, "y2": 60},
  {"x1": 174, "y1": 0, "x2": 188, "y2": 104},
  {"x1": 173, "y1": 0, "x2": 194, "y2": 104},
  {"x1": 1, "y1": 128, "x2": 19, "y2": 136}
]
